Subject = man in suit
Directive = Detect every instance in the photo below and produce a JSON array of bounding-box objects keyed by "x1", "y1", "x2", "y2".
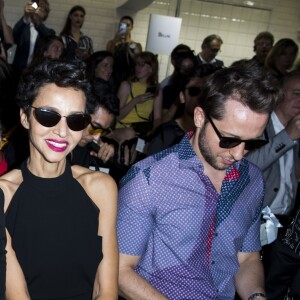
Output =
[
  {"x1": 12, "y1": 0, "x2": 55, "y2": 75},
  {"x1": 246, "y1": 70, "x2": 300, "y2": 271},
  {"x1": 196, "y1": 34, "x2": 224, "y2": 68}
]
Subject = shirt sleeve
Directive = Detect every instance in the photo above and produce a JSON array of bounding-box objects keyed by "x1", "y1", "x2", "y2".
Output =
[{"x1": 117, "y1": 166, "x2": 155, "y2": 256}]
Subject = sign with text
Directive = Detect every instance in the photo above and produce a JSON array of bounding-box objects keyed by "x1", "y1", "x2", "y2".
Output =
[{"x1": 146, "y1": 14, "x2": 182, "y2": 55}]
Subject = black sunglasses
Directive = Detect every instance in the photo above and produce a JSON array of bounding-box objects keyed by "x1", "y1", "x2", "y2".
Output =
[
  {"x1": 206, "y1": 114, "x2": 268, "y2": 150},
  {"x1": 185, "y1": 86, "x2": 202, "y2": 97},
  {"x1": 30, "y1": 106, "x2": 91, "y2": 131}
]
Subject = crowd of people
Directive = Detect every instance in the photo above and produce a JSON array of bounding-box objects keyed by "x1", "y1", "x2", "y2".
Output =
[{"x1": 0, "y1": 0, "x2": 300, "y2": 299}]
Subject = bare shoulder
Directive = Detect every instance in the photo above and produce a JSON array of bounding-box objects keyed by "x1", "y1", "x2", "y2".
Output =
[
  {"x1": 71, "y1": 165, "x2": 118, "y2": 209},
  {"x1": 0, "y1": 169, "x2": 23, "y2": 211}
]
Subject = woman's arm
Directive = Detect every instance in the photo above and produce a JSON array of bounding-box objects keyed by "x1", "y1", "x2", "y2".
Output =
[
  {"x1": 6, "y1": 230, "x2": 31, "y2": 300},
  {"x1": 88, "y1": 173, "x2": 118, "y2": 300},
  {"x1": 117, "y1": 81, "x2": 153, "y2": 121},
  {"x1": 0, "y1": 0, "x2": 13, "y2": 45}
]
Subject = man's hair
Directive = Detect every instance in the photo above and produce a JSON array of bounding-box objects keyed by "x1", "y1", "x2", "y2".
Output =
[
  {"x1": 120, "y1": 15, "x2": 134, "y2": 26},
  {"x1": 199, "y1": 61, "x2": 283, "y2": 119},
  {"x1": 254, "y1": 31, "x2": 274, "y2": 46},
  {"x1": 16, "y1": 60, "x2": 94, "y2": 114},
  {"x1": 171, "y1": 44, "x2": 192, "y2": 61},
  {"x1": 201, "y1": 34, "x2": 223, "y2": 48},
  {"x1": 180, "y1": 64, "x2": 221, "y2": 91}
]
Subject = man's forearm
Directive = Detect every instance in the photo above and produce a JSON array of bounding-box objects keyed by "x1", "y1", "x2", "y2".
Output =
[
  {"x1": 119, "y1": 268, "x2": 168, "y2": 300},
  {"x1": 235, "y1": 254, "x2": 265, "y2": 300}
]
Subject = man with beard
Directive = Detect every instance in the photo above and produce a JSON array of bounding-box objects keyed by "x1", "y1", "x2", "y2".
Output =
[{"x1": 117, "y1": 62, "x2": 282, "y2": 300}]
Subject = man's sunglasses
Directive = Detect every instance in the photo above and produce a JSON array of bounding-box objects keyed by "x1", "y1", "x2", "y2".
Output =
[
  {"x1": 185, "y1": 86, "x2": 202, "y2": 97},
  {"x1": 206, "y1": 114, "x2": 268, "y2": 150},
  {"x1": 88, "y1": 123, "x2": 112, "y2": 136},
  {"x1": 30, "y1": 106, "x2": 91, "y2": 131}
]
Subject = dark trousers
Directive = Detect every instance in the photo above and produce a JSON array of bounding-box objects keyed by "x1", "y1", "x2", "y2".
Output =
[{"x1": 266, "y1": 240, "x2": 300, "y2": 299}]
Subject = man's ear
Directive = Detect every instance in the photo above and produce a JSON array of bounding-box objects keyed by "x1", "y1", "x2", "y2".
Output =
[
  {"x1": 20, "y1": 108, "x2": 30, "y2": 129},
  {"x1": 194, "y1": 106, "x2": 205, "y2": 128},
  {"x1": 179, "y1": 91, "x2": 185, "y2": 104}
]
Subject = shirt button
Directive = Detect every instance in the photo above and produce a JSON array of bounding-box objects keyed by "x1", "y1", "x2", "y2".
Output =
[
  {"x1": 214, "y1": 232, "x2": 218, "y2": 237},
  {"x1": 211, "y1": 261, "x2": 215, "y2": 265}
]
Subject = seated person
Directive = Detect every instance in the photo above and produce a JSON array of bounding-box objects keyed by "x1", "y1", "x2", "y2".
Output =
[
  {"x1": 112, "y1": 51, "x2": 162, "y2": 145},
  {"x1": 147, "y1": 64, "x2": 220, "y2": 155},
  {"x1": 162, "y1": 50, "x2": 197, "y2": 123},
  {"x1": 70, "y1": 92, "x2": 121, "y2": 182},
  {"x1": 85, "y1": 50, "x2": 116, "y2": 94},
  {"x1": 30, "y1": 35, "x2": 65, "y2": 67}
]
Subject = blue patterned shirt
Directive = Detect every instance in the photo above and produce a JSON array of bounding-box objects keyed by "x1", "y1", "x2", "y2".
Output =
[{"x1": 117, "y1": 134, "x2": 264, "y2": 299}]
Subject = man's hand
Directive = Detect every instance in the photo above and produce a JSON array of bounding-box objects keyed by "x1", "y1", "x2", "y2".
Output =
[{"x1": 90, "y1": 140, "x2": 115, "y2": 163}]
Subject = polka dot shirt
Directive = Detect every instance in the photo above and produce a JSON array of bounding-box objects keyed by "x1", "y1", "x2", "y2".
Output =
[{"x1": 117, "y1": 134, "x2": 264, "y2": 299}]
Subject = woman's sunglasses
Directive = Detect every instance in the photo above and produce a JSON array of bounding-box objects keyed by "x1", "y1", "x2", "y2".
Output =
[
  {"x1": 206, "y1": 114, "x2": 269, "y2": 150},
  {"x1": 30, "y1": 106, "x2": 91, "y2": 131}
]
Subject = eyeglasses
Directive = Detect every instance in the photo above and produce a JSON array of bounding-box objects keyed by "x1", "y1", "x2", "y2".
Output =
[
  {"x1": 30, "y1": 106, "x2": 91, "y2": 131},
  {"x1": 185, "y1": 86, "x2": 202, "y2": 97},
  {"x1": 88, "y1": 123, "x2": 112, "y2": 136},
  {"x1": 206, "y1": 114, "x2": 268, "y2": 150}
]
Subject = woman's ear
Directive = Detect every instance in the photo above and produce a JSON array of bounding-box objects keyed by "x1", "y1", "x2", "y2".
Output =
[
  {"x1": 20, "y1": 108, "x2": 30, "y2": 129},
  {"x1": 194, "y1": 106, "x2": 205, "y2": 128}
]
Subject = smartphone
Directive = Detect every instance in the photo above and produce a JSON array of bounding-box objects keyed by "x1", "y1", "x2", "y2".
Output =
[
  {"x1": 87, "y1": 141, "x2": 100, "y2": 153},
  {"x1": 146, "y1": 85, "x2": 157, "y2": 95},
  {"x1": 120, "y1": 22, "x2": 127, "y2": 33},
  {"x1": 31, "y1": 1, "x2": 39, "y2": 9}
]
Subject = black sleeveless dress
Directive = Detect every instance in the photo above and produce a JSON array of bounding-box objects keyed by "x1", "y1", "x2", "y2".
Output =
[{"x1": 5, "y1": 161, "x2": 103, "y2": 300}]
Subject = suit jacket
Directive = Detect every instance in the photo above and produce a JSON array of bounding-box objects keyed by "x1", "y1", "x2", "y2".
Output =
[
  {"x1": 246, "y1": 118, "x2": 299, "y2": 216},
  {"x1": 195, "y1": 54, "x2": 224, "y2": 68},
  {"x1": 12, "y1": 17, "x2": 55, "y2": 74}
]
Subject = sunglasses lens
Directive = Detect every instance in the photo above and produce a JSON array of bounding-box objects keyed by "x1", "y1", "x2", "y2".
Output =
[
  {"x1": 67, "y1": 114, "x2": 91, "y2": 131},
  {"x1": 245, "y1": 140, "x2": 268, "y2": 150},
  {"x1": 219, "y1": 138, "x2": 241, "y2": 149},
  {"x1": 188, "y1": 87, "x2": 201, "y2": 96},
  {"x1": 34, "y1": 108, "x2": 61, "y2": 127}
]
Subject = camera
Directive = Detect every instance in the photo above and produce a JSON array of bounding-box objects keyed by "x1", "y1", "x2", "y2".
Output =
[{"x1": 31, "y1": 1, "x2": 39, "y2": 9}]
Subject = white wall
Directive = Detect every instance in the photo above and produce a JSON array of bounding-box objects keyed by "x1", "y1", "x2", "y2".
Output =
[{"x1": 3, "y1": 0, "x2": 300, "y2": 81}]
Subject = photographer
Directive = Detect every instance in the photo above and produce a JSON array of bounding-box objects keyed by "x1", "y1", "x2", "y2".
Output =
[{"x1": 12, "y1": 0, "x2": 55, "y2": 75}]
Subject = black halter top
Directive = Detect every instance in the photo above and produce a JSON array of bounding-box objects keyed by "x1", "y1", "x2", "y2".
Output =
[{"x1": 5, "y1": 161, "x2": 103, "y2": 299}]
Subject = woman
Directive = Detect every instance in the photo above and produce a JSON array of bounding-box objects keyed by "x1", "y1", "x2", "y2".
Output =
[
  {"x1": 112, "y1": 51, "x2": 162, "y2": 144},
  {"x1": 85, "y1": 50, "x2": 116, "y2": 94},
  {"x1": 2, "y1": 60, "x2": 118, "y2": 299},
  {"x1": 60, "y1": 5, "x2": 93, "y2": 63},
  {"x1": 30, "y1": 35, "x2": 65, "y2": 67},
  {"x1": 265, "y1": 38, "x2": 299, "y2": 83}
]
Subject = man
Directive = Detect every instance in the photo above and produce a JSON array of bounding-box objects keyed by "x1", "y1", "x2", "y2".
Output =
[
  {"x1": 246, "y1": 70, "x2": 300, "y2": 271},
  {"x1": 117, "y1": 62, "x2": 281, "y2": 299},
  {"x1": 70, "y1": 92, "x2": 122, "y2": 180},
  {"x1": 12, "y1": 0, "x2": 55, "y2": 75},
  {"x1": 246, "y1": 70, "x2": 300, "y2": 222},
  {"x1": 147, "y1": 64, "x2": 219, "y2": 155},
  {"x1": 251, "y1": 31, "x2": 274, "y2": 66},
  {"x1": 196, "y1": 34, "x2": 224, "y2": 67}
]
